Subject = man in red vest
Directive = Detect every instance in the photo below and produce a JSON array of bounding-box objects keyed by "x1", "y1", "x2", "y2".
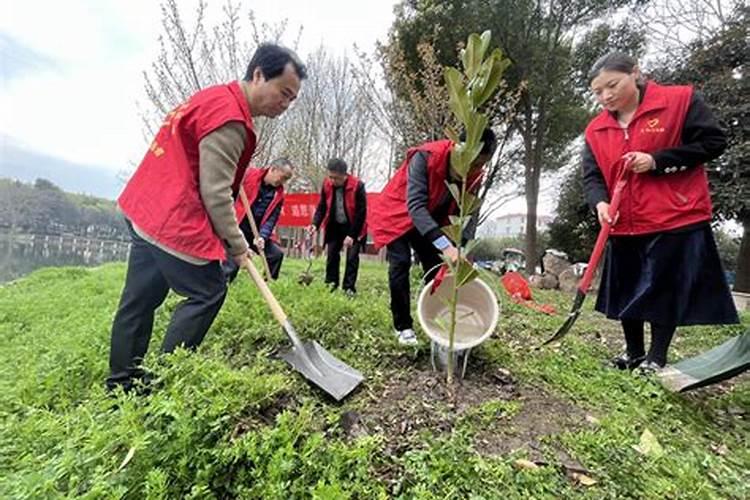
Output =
[
  {"x1": 107, "y1": 44, "x2": 306, "y2": 394},
  {"x1": 309, "y1": 158, "x2": 367, "y2": 296},
  {"x1": 223, "y1": 158, "x2": 294, "y2": 282},
  {"x1": 370, "y1": 129, "x2": 497, "y2": 345}
]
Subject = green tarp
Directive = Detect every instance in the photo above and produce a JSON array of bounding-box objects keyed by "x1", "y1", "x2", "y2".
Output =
[{"x1": 659, "y1": 330, "x2": 750, "y2": 392}]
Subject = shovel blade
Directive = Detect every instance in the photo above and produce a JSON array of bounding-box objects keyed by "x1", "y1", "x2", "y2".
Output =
[
  {"x1": 542, "y1": 290, "x2": 587, "y2": 346},
  {"x1": 281, "y1": 341, "x2": 364, "y2": 401}
]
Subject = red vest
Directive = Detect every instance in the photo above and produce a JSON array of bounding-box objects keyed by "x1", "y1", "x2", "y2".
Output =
[
  {"x1": 585, "y1": 81, "x2": 712, "y2": 236},
  {"x1": 372, "y1": 140, "x2": 481, "y2": 248},
  {"x1": 234, "y1": 167, "x2": 285, "y2": 237},
  {"x1": 320, "y1": 174, "x2": 367, "y2": 239},
  {"x1": 118, "y1": 82, "x2": 257, "y2": 260}
]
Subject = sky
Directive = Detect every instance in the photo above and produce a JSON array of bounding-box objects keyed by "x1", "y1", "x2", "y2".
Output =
[
  {"x1": 0, "y1": 0, "x2": 400, "y2": 196},
  {"x1": 0, "y1": 0, "x2": 550, "y2": 216}
]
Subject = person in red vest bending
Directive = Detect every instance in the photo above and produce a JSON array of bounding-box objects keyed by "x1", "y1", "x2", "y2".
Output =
[
  {"x1": 309, "y1": 159, "x2": 367, "y2": 296},
  {"x1": 107, "y1": 44, "x2": 306, "y2": 395},
  {"x1": 583, "y1": 52, "x2": 738, "y2": 375},
  {"x1": 222, "y1": 158, "x2": 294, "y2": 282},
  {"x1": 370, "y1": 129, "x2": 497, "y2": 345}
]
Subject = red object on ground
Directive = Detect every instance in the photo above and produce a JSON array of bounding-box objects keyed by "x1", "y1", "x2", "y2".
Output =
[{"x1": 501, "y1": 271, "x2": 556, "y2": 315}]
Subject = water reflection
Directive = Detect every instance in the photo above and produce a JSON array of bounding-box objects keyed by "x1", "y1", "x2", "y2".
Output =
[{"x1": 0, "y1": 232, "x2": 130, "y2": 283}]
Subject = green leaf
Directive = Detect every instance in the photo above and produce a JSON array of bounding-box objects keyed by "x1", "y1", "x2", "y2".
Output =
[
  {"x1": 463, "y1": 33, "x2": 485, "y2": 80},
  {"x1": 461, "y1": 192, "x2": 482, "y2": 215},
  {"x1": 472, "y1": 49, "x2": 510, "y2": 108},
  {"x1": 444, "y1": 126, "x2": 460, "y2": 143},
  {"x1": 433, "y1": 316, "x2": 449, "y2": 333},
  {"x1": 632, "y1": 429, "x2": 665, "y2": 458},
  {"x1": 463, "y1": 238, "x2": 480, "y2": 256},
  {"x1": 465, "y1": 113, "x2": 489, "y2": 153},
  {"x1": 444, "y1": 67, "x2": 470, "y2": 124},
  {"x1": 455, "y1": 258, "x2": 479, "y2": 287},
  {"x1": 449, "y1": 215, "x2": 470, "y2": 231},
  {"x1": 441, "y1": 224, "x2": 461, "y2": 244},
  {"x1": 445, "y1": 181, "x2": 461, "y2": 204},
  {"x1": 450, "y1": 142, "x2": 483, "y2": 178},
  {"x1": 479, "y1": 31, "x2": 491, "y2": 60}
]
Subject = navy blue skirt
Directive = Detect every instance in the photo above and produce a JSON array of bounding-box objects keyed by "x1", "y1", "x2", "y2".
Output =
[{"x1": 595, "y1": 223, "x2": 739, "y2": 326}]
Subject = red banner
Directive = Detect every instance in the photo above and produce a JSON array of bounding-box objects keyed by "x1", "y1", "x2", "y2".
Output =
[{"x1": 279, "y1": 192, "x2": 381, "y2": 228}]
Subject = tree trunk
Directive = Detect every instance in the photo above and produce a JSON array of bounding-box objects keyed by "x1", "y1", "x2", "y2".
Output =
[
  {"x1": 524, "y1": 152, "x2": 539, "y2": 275},
  {"x1": 734, "y1": 216, "x2": 750, "y2": 293}
]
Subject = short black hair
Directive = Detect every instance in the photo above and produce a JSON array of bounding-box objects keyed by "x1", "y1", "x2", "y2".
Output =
[
  {"x1": 459, "y1": 127, "x2": 497, "y2": 156},
  {"x1": 244, "y1": 43, "x2": 307, "y2": 81},
  {"x1": 327, "y1": 158, "x2": 348, "y2": 174},
  {"x1": 588, "y1": 52, "x2": 638, "y2": 82}
]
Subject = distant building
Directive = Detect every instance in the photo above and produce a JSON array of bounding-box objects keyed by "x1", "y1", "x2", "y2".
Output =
[{"x1": 480, "y1": 213, "x2": 552, "y2": 237}]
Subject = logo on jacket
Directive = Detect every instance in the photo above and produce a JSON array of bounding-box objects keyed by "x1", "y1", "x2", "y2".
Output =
[{"x1": 642, "y1": 117, "x2": 665, "y2": 133}]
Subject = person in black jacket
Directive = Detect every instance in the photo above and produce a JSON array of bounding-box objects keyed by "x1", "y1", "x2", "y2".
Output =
[
  {"x1": 309, "y1": 158, "x2": 367, "y2": 295},
  {"x1": 222, "y1": 158, "x2": 294, "y2": 282}
]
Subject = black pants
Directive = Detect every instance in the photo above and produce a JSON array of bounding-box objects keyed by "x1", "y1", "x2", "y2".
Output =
[
  {"x1": 324, "y1": 222, "x2": 362, "y2": 292},
  {"x1": 107, "y1": 223, "x2": 227, "y2": 391},
  {"x1": 223, "y1": 241, "x2": 284, "y2": 282},
  {"x1": 386, "y1": 229, "x2": 443, "y2": 331}
]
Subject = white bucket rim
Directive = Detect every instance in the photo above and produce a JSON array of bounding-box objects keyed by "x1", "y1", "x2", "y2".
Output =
[{"x1": 416, "y1": 276, "x2": 499, "y2": 350}]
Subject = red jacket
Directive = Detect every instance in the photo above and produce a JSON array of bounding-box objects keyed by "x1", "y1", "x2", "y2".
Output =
[
  {"x1": 372, "y1": 139, "x2": 483, "y2": 248},
  {"x1": 585, "y1": 81, "x2": 712, "y2": 235},
  {"x1": 118, "y1": 82, "x2": 256, "y2": 260},
  {"x1": 234, "y1": 167, "x2": 285, "y2": 235},
  {"x1": 320, "y1": 174, "x2": 367, "y2": 239}
]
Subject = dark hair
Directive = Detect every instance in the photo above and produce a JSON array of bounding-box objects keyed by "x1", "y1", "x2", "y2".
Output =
[
  {"x1": 244, "y1": 43, "x2": 307, "y2": 81},
  {"x1": 327, "y1": 158, "x2": 348, "y2": 174},
  {"x1": 459, "y1": 127, "x2": 497, "y2": 156},
  {"x1": 588, "y1": 52, "x2": 638, "y2": 82},
  {"x1": 269, "y1": 157, "x2": 294, "y2": 170}
]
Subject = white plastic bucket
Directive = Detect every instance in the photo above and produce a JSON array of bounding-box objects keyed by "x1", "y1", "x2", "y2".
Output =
[{"x1": 417, "y1": 275, "x2": 499, "y2": 351}]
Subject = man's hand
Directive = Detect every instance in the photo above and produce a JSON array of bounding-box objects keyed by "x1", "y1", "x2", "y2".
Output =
[
  {"x1": 254, "y1": 236, "x2": 265, "y2": 250},
  {"x1": 232, "y1": 249, "x2": 251, "y2": 268},
  {"x1": 343, "y1": 236, "x2": 354, "y2": 248},
  {"x1": 622, "y1": 151, "x2": 655, "y2": 174},
  {"x1": 307, "y1": 224, "x2": 317, "y2": 235},
  {"x1": 442, "y1": 245, "x2": 459, "y2": 263},
  {"x1": 595, "y1": 201, "x2": 619, "y2": 226}
]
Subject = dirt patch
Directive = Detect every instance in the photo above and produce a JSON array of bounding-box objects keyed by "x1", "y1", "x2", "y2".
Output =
[
  {"x1": 340, "y1": 355, "x2": 589, "y2": 461},
  {"x1": 230, "y1": 392, "x2": 300, "y2": 440},
  {"x1": 472, "y1": 387, "x2": 588, "y2": 459}
]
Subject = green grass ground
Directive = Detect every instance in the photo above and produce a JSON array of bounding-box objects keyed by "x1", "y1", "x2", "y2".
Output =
[{"x1": 1, "y1": 259, "x2": 747, "y2": 499}]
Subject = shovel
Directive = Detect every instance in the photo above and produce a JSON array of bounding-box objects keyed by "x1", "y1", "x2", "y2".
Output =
[
  {"x1": 297, "y1": 230, "x2": 315, "y2": 286},
  {"x1": 239, "y1": 188, "x2": 272, "y2": 281},
  {"x1": 239, "y1": 194, "x2": 364, "y2": 401},
  {"x1": 543, "y1": 168, "x2": 629, "y2": 346}
]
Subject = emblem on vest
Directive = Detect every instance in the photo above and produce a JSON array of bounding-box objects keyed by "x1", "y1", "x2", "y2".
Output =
[{"x1": 641, "y1": 117, "x2": 665, "y2": 133}]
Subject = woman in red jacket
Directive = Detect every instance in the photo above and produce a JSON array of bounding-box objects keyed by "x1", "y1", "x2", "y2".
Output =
[{"x1": 582, "y1": 52, "x2": 739, "y2": 374}]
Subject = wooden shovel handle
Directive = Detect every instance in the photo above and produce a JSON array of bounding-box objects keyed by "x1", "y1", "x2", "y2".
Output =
[
  {"x1": 241, "y1": 233, "x2": 289, "y2": 327},
  {"x1": 239, "y1": 187, "x2": 273, "y2": 281}
]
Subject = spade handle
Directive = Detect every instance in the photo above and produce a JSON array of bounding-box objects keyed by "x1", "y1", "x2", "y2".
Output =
[{"x1": 239, "y1": 187, "x2": 273, "y2": 281}]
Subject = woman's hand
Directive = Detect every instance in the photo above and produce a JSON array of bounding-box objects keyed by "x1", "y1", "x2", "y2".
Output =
[
  {"x1": 596, "y1": 201, "x2": 619, "y2": 226},
  {"x1": 622, "y1": 151, "x2": 655, "y2": 174}
]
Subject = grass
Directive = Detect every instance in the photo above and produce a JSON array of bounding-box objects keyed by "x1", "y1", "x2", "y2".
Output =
[{"x1": 0, "y1": 259, "x2": 748, "y2": 499}]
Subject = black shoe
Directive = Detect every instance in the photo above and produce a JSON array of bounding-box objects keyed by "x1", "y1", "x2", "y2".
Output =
[
  {"x1": 635, "y1": 360, "x2": 664, "y2": 377},
  {"x1": 611, "y1": 352, "x2": 646, "y2": 370}
]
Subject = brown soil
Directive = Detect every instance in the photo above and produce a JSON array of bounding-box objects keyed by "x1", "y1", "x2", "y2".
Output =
[{"x1": 338, "y1": 354, "x2": 590, "y2": 463}]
